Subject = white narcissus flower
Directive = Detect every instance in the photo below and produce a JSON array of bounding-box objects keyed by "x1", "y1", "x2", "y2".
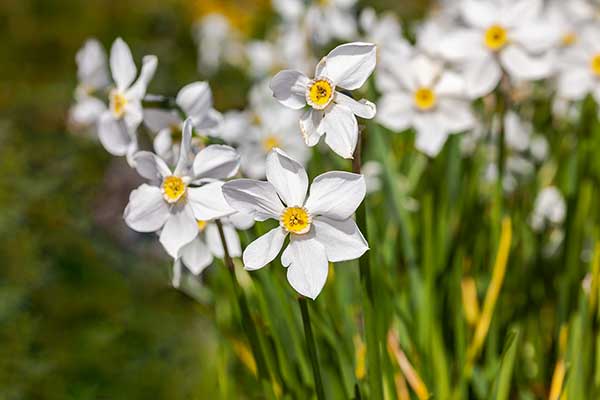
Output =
[
  {"x1": 143, "y1": 81, "x2": 222, "y2": 163},
  {"x1": 222, "y1": 149, "x2": 368, "y2": 299},
  {"x1": 171, "y1": 212, "x2": 254, "y2": 288},
  {"x1": 98, "y1": 38, "x2": 158, "y2": 158},
  {"x1": 557, "y1": 25, "x2": 600, "y2": 103},
  {"x1": 439, "y1": 0, "x2": 560, "y2": 98},
  {"x1": 376, "y1": 54, "x2": 475, "y2": 157},
  {"x1": 193, "y1": 13, "x2": 245, "y2": 74},
  {"x1": 305, "y1": 0, "x2": 358, "y2": 45},
  {"x1": 124, "y1": 119, "x2": 239, "y2": 259},
  {"x1": 69, "y1": 39, "x2": 110, "y2": 128},
  {"x1": 530, "y1": 186, "x2": 566, "y2": 232},
  {"x1": 270, "y1": 42, "x2": 377, "y2": 159}
]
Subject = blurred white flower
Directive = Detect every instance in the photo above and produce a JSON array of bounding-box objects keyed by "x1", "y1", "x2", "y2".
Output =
[
  {"x1": 439, "y1": 0, "x2": 560, "y2": 98},
  {"x1": 377, "y1": 54, "x2": 475, "y2": 157},
  {"x1": 271, "y1": 42, "x2": 377, "y2": 159},
  {"x1": 530, "y1": 186, "x2": 566, "y2": 232},
  {"x1": 223, "y1": 149, "x2": 368, "y2": 299},
  {"x1": 69, "y1": 39, "x2": 110, "y2": 129},
  {"x1": 306, "y1": 0, "x2": 358, "y2": 45},
  {"x1": 171, "y1": 212, "x2": 254, "y2": 288},
  {"x1": 193, "y1": 13, "x2": 245, "y2": 74},
  {"x1": 124, "y1": 119, "x2": 239, "y2": 258},
  {"x1": 143, "y1": 82, "x2": 222, "y2": 164},
  {"x1": 557, "y1": 25, "x2": 600, "y2": 102},
  {"x1": 97, "y1": 38, "x2": 157, "y2": 159},
  {"x1": 362, "y1": 160, "x2": 383, "y2": 193}
]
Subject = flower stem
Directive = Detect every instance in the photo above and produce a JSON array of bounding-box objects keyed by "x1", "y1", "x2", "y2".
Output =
[
  {"x1": 352, "y1": 127, "x2": 384, "y2": 399},
  {"x1": 298, "y1": 296, "x2": 326, "y2": 400},
  {"x1": 215, "y1": 220, "x2": 272, "y2": 386}
]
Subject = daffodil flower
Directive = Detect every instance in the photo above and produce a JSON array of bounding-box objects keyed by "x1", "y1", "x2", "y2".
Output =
[
  {"x1": 98, "y1": 38, "x2": 157, "y2": 158},
  {"x1": 172, "y1": 212, "x2": 254, "y2": 288},
  {"x1": 270, "y1": 42, "x2": 377, "y2": 159},
  {"x1": 530, "y1": 186, "x2": 566, "y2": 232},
  {"x1": 222, "y1": 148, "x2": 368, "y2": 299},
  {"x1": 143, "y1": 81, "x2": 222, "y2": 163},
  {"x1": 376, "y1": 54, "x2": 475, "y2": 157},
  {"x1": 439, "y1": 0, "x2": 559, "y2": 98},
  {"x1": 124, "y1": 119, "x2": 239, "y2": 259}
]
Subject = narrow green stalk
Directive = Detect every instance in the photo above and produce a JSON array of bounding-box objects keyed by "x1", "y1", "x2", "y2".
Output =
[
  {"x1": 299, "y1": 296, "x2": 326, "y2": 400},
  {"x1": 215, "y1": 221, "x2": 272, "y2": 387},
  {"x1": 352, "y1": 128, "x2": 384, "y2": 399}
]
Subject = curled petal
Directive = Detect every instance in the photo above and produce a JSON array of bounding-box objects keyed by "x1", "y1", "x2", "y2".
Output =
[
  {"x1": 266, "y1": 148, "x2": 308, "y2": 207},
  {"x1": 222, "y1": 179, "x2": 285, "y2": 221}
]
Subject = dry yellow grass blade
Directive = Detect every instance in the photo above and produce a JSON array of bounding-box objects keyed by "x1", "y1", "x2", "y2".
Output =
[
  {"x1": 466, "y1": 217, "x2": 513, "y2": 368},
  {"x1": 461, "y1": 277, "x2": 480, "y2": 326},
  {"x1": 387, "y1": 329, "x2": 430, "y2": 400},
  {"x1": 232, "y1": 339, "x2": 257, "y2": 377}
]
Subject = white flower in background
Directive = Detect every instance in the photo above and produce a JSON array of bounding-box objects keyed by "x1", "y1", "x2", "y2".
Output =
[
  {"x1": 143, "y1": 82, "x2": 222, "y2": 163},
  {"x1": 557, "y1": 25, "x2": 600, "y2": 103},
  {"x1": 171, "y1": 212, "x2": 254, "y2": 288},
  {"x1": 270, "y1": 42, "x2": 377, "y2": 159},
  {"x1": 439, "y1": 0, "x2": 559, "y2": 98},
  {"x1": 97, "y1": 38, "x2": 157, "y2": 158},
  {"x1": 124, "y1": 119, "x2": 239, "y2": 258},
  {"x1": 69, "y1": 39, "x2": 110, "y2": 128},
  {"x1": 377, "y1": 54, "x2": 475, "y2": 157},
  {"x1": 530, "y1": 186, "x2": 566, "y2": 232},
  {"x1": 362, "y1": 160, "x2": 383, "y2": 193},
  {"x1": 305, "y1": 0, "x2": 358, "y2": 45},
  {"x1": 222, "y1": 149, "x2": 368, "y2": 299},
  {"x1": 237, "y1": 81, "x2": 309, "y2": 178},
  {"x1": 193, "y1": 13, "x2": 245, "y2": 74}
]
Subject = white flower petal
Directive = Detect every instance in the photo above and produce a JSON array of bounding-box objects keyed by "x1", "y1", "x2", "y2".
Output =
[
  {"x1": 557, "y1": 68, "x2": 593, "y2": 101},
  {"x1": 285, "y1": 233, "x2": 329, "y2": 299},
  {"x1": 334, "y1": 92, "x2": 376, "y2": 119},
  {"x1": 132, "y1": 151, "x2": 172, "y2": 181},
  {"x1": 123, "y1": 101, "x2": 143, "y2": 130},
  {"x1": 160, "y1": 204, "x2": 198, "y2": 258},
  {"x1": 464, "y1": 56, "x2": 501, "y2": 98},
  {"x1": 222, "y1": 179, "x2": 285, "y2": 221},
  {"x1": 376, "y1": 92, "x2": 413, "y2": 132},
  {"x1": 313, "y1": 217, "x2": 368, "y2": 262},
  {"x1": 460, "y1": 0, "x2": 496, "y2": 29},
  {"x1": 205, "y1": 223, "x2": 242, "y2": 258},
  {"x1": 266, "y1": 148, "x2": 308, "y2": 207},
  {"x1": 124, "y1": 184, "x2": 169, "y2": 232},
  {"x1": 188, "y1": 181, "x2": 235, "y2": 220},
  {"x1": 153, "y1": 128, "x2": 174, "y2": 160},
  {"x1": 316, "y1": 42, "x2": 376, "y2": 90},
  {"x1": 193, "y1": 144, "x2": 240, "y2": 180},
  {"x1": 512, "y1": 23, "x2": 560, "y2": 54},
  {"x1": 411, "y1": 55, "x2": 441, "y2": 88},
  {"x1": 500, "y1": 0, "x2": 542, "y2": 28},
  {"x1": 174, "y1": 118, "x2": 194, "y2": 176},
  {"x1": 437, "y1": 100, "x2": 475, "y2": 133},
  {"x1": 110, "y1": 37, "x2": 137, "y2": 91},
  {"x1": 176, "y1": 81, "x2": 213, "y2": 121},
  {"x1": 270, "y1": 70, "x2": 309, "y2": 109},
  {"x1": 126, "y1": 55, "x2": 158, "y2": 100},
  {"x1": 181, "y1": 237, "x2": 213, "y2": 275},
  {"x1": 97, "y1": 111, "x2": 133, "y2": 156},
  {"x1": 299, "y1": 108, "x2": 324, "y2": 146},
  {"x1": 228, "y1": 212, "x2": 255, "y2": 230},
  {"x1": 322, "y1": 104, "x2": 358, "y2": 159},
  {"x1": 435, "y1": 71, "x2": 467, "y2": 97},
  {"x1": 305, "y1": 171, "x2": 365, "y2": 220},
  {"x1": 144, "y1": 108, "x2": 180, "y2": 133},
  {"x1": 439, "y1": 29, "x2": 487, "y2": 63},
  {"x1": 243, "y1": 227, "x2": 287, "y2": 270},
  {"x1": 69, "y1": 96, "x2": 106, "y2": 126},
  {"x1": 500, "y1": 45, "x2": 554, "y2": 81},
  {"x1": 414, "y1": 113, "x2": 448, "y2": 157}
]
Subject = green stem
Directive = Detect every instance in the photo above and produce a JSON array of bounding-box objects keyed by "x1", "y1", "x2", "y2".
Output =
[
  {"x1": 215, "y1": 221, "x2": 271, "y2": 386},
  {"x1": 299, "y1": 297, "x2": 326, "y2": 400},
  {"x1": 352, "y1": 127, "x2": 384, "y2": 399}
]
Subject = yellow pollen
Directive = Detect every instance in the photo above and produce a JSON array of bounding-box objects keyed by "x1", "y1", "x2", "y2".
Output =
[
  {"x1": 170, "y1": 124, "x2": 181, "y2": 141},
  {"x1": 280, "y1": 207, "x2": 311, "y2": 235},
  {"x1": 307, "y1": 79, "x2": 334, "y2": 109},
  {"x1": 196, "y1": 220, "x2": 207, "y2": 232},
  {"x1": 413, "y1": 88, "x2": 436, "y2": 111},
  {"x1": 562, "y1": 32, "x2": 577, "y2": 46},
  {"x1": 162, "y1": 176, "x2": 187, "y2": 203},
  {"x1": 591, "y1": 54, "x2": 600, "y2": 76},
  {"x1": 262, "y1": 135, "x2": 280, "y2": 151},
  {"x1": 484, "y1": 25, "x2": 508, "y2": 51},
  {"x1": 110, "y1": 90, "x2": 128, "y2": 119}
]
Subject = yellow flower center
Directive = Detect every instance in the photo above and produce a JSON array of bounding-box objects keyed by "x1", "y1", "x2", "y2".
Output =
[
  {"x1": 562, "y1": 32, "x2": 577, "y2": 47},
  {"x1": 413, "y1": 88, "x2": 436, "y2": 111},
  {"x1": 280, "y1": 207, "x2": 311, "y2": 235},
  {"x1": 162, "y1": 176, "x2": 187, "y2": 203},
  {"x1": 109, "y1": 90, "x2": 128, "y2": 119},
  {"x1": 262, "y1": 135, "x2": 280, "y2": 152},
  {"x1": 591, "y1": 54, "x2": 600, "y2": 76},
  {"x1": 306, "y1": 78, "x2": 334, "y2": 110},
  {"x1": 484, "y1": 25, "x2": 508, "y2": 51},
  {"x1": 196, "y1": 220, "x2": 207, "y2": 232}
]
